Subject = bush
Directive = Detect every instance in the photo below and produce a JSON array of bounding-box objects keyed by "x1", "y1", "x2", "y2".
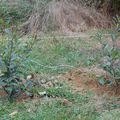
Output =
[
  {"x1": 97, "y1": 16, "x2": 120, "y2": 87},
  {"x1": 0, "y1": 29, "x2": 36, "y2": 101}
]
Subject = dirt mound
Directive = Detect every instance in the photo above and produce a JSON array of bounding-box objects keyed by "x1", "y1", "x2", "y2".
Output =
[
  {"x1": 22, "y1": 0, "x2": 111, "y2": 34},
  {"x1": 63, "y1": 67, "x2": 120, "y2": 96}
]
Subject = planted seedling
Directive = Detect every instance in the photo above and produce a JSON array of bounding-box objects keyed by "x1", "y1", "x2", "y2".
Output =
[{"x1": 0, "y1": 29, "x2": 36, "y2": 101}]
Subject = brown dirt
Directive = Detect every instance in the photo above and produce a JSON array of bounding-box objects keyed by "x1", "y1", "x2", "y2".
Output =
[
  {"x1": 0, "y1": 91, "x2": 7, "y2": 96},
  {"x1": 63, "y1": 67, "x2": 120, "y2": 97}
]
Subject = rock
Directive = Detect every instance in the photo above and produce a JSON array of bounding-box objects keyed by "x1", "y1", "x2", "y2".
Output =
[
  {"x1": 62, "y1": 99, "x2": 72, "y2": 105},
  {"x1": 41, "y1": 79, "x2": 47, "y2": 84},
  {"x1": 46, "y1": 81, "x2": 54, "y2": 87},
  {"x1": 27, "y1": 74, "x2": 34, "y2": 80},
  {"x1": 38, "y1": 91, "x2": 47, "y2": 97}
]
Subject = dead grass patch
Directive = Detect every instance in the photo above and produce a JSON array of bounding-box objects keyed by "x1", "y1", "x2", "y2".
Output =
[{"x1": 21, "y1": 0, "x2": 111, "y2": 34}]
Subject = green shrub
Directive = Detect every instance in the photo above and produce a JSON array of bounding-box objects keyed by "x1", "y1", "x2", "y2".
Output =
[
  {"x1": 96, "y1": 17, "x2": 120, "y2": 87},
  {"x1": 0, "y1": 29, "x2": 36, "y2": 101}
]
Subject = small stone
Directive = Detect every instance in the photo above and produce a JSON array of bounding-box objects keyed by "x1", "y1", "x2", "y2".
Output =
[
  {"x1": 63, "y1": 99, "x2": 71, "y2": 105},
  {"x1": 46, "y1": 81, "x2": 54, "y2": 87},
  {"x1": 41, "y1": 79, "x2": 47, "y2": 84},
  {"x1": 38, "y1": 91, "x2": 47, "y2": 96},
  {"x1": 28, "y1": 108, "x2": 31, "y2": 112},
  {"x1": 27, "y1": 74, "x2": 34, "y2": 80}
]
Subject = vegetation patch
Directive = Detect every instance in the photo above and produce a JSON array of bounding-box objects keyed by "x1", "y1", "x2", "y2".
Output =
[{"x1": 0, "y1": 1, "x2": 120, "y2": 120}]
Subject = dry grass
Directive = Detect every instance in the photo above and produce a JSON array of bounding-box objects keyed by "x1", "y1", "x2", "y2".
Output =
[{"x1": 21, "y1": 0, "x2": 111, "y2": 34}]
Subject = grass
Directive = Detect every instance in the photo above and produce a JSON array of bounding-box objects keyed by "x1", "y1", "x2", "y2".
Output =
[
  {"x1": 0, "y1": 84, "x2": 119, "y2": 120},
  {"x1": 0, "y1": 85, "x2": 99, "y2": 120},
  {"x1": 0, "y1": 31, "x2": 120, "y2": 120},
  {"x1": 28, "y1": 35, "x2": 102, "y2": 74}
]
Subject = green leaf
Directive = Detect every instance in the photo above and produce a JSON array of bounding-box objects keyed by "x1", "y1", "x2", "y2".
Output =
[
  {"x1": 111, "y1": 49, "x2": 119, "y2": 59},
  {"x1": 0, "y1": 19, "x2": 4, "y2": 24},
  {"x1": 4, "y1": 28, "x2": 12, "y2": 36},
  {"x1": 0, "y1": 81, "x2": 6, "y2": 86},
  {"x1": 117, "y1": 27, "x2": 120, "y2": 31},
  {"x1": 25, "y1": 91, "x2": 33, "y2": 97},
  {"x1": 111, "y1": 33, "x2": 116, "y2": 42},
  {"x1": 6, "y1": 87, "x2": 13, "y2": 93},
  {"x1": 98, "y1": 76, "x2": 106, "y2": 85},
  {"x1": 0, "y1": 57, "x2": 2, "y2": 66}
]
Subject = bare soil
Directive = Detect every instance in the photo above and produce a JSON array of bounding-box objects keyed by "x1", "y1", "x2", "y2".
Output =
[{"x1": 63, "y1": 67, "x2": 120, "y2": 97}]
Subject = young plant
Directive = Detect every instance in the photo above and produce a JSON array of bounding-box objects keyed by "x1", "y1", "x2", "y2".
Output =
[
  {"x1": 0, "y1": 29, "x2": 36, "y2": 101},
  {"x1": 96, "y1": 17, "x2": 120, "y2": 87}
]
